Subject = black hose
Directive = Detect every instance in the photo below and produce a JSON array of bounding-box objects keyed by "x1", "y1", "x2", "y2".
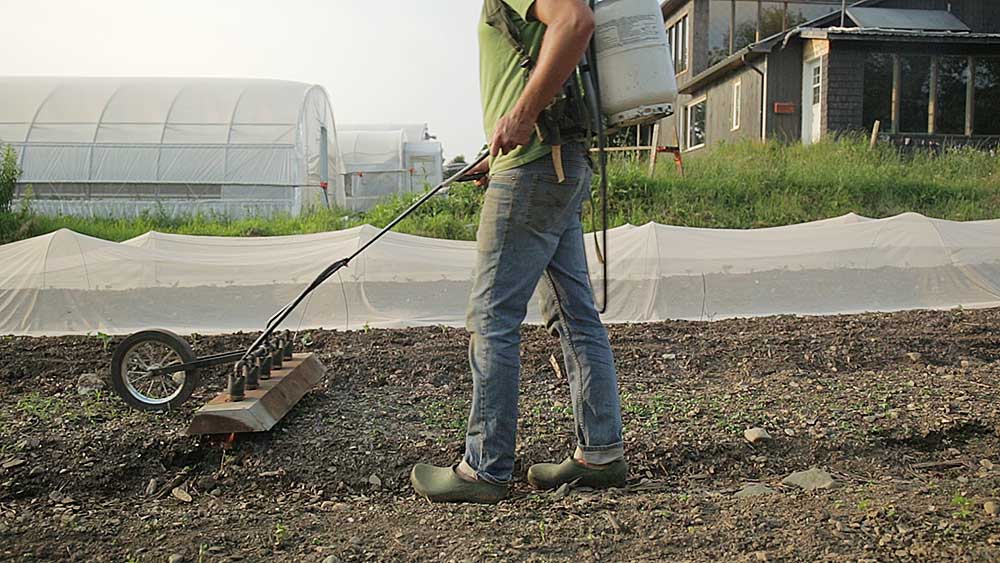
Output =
[{"x1": 588, "y1": 0, "x2": 610, "y2": 314}]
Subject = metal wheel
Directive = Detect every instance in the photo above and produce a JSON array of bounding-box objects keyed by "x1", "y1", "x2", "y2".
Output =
[{"x1": 110, "y1": 329, "x2": 199, "y2": 411}]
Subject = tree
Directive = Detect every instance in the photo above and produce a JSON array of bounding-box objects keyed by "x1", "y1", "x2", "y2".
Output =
[{"x1": 0, "y1": 145, "x2": 22, "y2": 214}]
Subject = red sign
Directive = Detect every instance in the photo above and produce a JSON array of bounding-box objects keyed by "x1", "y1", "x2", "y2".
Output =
[{"x1": 774, "y1": 102, "x2": 797, "y2": 114}]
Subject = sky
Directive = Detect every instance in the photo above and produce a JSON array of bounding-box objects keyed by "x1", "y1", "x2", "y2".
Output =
[{"x1": 1, "y1": 0, "x2": 486, "y2": 159}]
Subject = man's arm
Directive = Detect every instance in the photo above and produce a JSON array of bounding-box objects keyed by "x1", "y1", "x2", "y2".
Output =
[{"x1": 491, "y1": 0, "x2": 595, "y2": 157}]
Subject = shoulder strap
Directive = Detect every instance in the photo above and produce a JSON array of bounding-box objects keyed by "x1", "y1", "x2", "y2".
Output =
[{"x1": 482, "y1": 0, "x2": 535, "y2": 71}]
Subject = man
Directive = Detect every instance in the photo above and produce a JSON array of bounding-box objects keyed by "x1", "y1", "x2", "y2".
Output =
[{"x1": 410, "y1": 0, "x2": 625, "y2": 504}]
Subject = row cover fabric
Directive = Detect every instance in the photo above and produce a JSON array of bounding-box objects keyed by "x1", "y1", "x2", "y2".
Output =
[
  {"x1": 1, "y1": 213, "x2": 999, "y2": 336},
  {"x1": 0, "y1": 77, "x2": 345, "y2": 196}
]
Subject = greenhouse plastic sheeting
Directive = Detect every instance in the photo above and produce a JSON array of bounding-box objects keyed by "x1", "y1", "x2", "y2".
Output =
[
  {"x1": 0, "y1": 77, "x2": 347, "y2": 211},
  {"x1": 2, "y1": 213, "x2": 999, "y2": 336}
]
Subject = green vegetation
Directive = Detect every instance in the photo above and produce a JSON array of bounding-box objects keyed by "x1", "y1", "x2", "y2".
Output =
[{"x1": 2, "y1": 137, "x2": 999, "y2": 244}]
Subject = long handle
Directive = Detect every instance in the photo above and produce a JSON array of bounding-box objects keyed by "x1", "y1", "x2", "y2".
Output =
[{"x1": 243, "y1": 152, "x2": 490, "y2": 360}]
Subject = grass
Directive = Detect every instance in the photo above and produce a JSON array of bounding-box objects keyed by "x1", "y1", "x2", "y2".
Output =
[{"x1": 3, "y1": 136, "x2": 999, "y2": 244}]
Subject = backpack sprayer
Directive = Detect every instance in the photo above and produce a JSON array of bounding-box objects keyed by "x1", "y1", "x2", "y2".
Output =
[{"x1": 107, "y1": 0, "x2": 676, "y2": 431}]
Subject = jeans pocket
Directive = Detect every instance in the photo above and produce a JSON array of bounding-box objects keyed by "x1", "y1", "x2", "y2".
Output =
[
  {"x1": 476, "y1": 173, "x2": 517, "y2": 253},
  {"x1": 521, "y1": 171, "x2": 590, "y2": 234}
]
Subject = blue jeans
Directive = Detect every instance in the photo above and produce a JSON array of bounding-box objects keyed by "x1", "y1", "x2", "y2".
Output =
[{"x1": 463, "y1": 145, "x2": 625, "y2": 485}]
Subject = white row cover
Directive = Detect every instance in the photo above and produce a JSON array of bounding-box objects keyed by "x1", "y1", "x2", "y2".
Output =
[
  {"x1": 2, "y1": 213, "x2": 999, "y2": 336},
  {"x1": 0, "y1": 77, "x2": 345, "y2": 194}
]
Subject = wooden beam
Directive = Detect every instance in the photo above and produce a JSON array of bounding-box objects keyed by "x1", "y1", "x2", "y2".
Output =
[
  {"x1": 756, "y1": 0, "x2": 762, "y2": 42},
  {"x1": 966, "y1": 56, "x2": 976, "y2": 137},
  {"x1": 891, "y1": 54, "x2": 901, "y2": 134},
  {"x1": 648, "y1": 123, "x2": 661, "y2": 177},
  {"x1": 928, "y1": 57, "x2": 938, "y2": 134},
  {"x1": 730, "y1": 0, "x2": 736, "y2": 54}
]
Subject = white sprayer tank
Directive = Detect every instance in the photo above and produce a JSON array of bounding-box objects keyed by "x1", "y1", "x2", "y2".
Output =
[{"x1": 594, "y1": 0, "x2": 678, "y2": 127}]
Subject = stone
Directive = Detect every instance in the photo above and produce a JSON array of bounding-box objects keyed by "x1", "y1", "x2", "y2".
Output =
[
  {"x1": 553, "y1": 483, "x2": 571, "y2": 500},
  {"x1": 76, "y1": 373, "x2": 105, "y2": 396},
  {"x1": 171, "y1": 487, "x2": 193, "y2": 503},
  {"x1": 322, "y1": 556, "x2": 342, "y2": 563},
  {"x1": 734, "y1": 483, "x2": 777, "y2": 498},
  {"x1": 981, "y1": 459, "x2": 994, "y2": 471},
  {"x1": 168, "y1": 555, "x2": 185, "y2": 563},
  {"x1": 145, "y1": 478, "x2": 158, "y2": 496},
  {"x1": 986, "y1": 501, "x2": 998, "y2": 517},
  {"x1": 744, "y1": 428, "x2": 772, "y2": 444},
  {"x1": 905, "y1": 352, "x2": 922, "y2": 363},
  {"x1": 368, "y1": 474, "x2": 382, "y2": 488},
  {"x1": 1, "y1": 458, "x2": 26, "y2": 470},
  {"x1": 782, "y1": 468, "x2": 836, "y2": 491}
]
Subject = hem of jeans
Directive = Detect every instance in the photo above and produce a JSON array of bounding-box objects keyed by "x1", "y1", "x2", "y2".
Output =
[
  {"x1": 463, "y1": 454, "x2": 512, "y2": 486},
  {"x1": 575, "y1": 444, "x2": 625, "y2": 465}
]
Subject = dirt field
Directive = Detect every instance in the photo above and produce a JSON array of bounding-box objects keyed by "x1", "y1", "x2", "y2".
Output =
[{"x1": 2, "y1": 309, "x2": 999, "y2": 562}]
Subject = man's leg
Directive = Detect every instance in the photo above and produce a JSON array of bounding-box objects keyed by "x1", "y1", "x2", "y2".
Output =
[
  {"x1": 462, "y1": 165, "x2": 586, "y2": 484},
  {"x1": 529, "y1": 207, "x2": 626, "y2": 489}
]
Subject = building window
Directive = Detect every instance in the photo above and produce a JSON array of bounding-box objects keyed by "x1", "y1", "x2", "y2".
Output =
[
  {"x1": 974, "y1": 57, "x2": 1000, "y2": 135},
  {"x1": 863, "y1": 53, "x2": 893, "y2": 132},
  {"x1": 811, "y1": 65, "x2": 822, "y2": 105},
  {"x1": 732, "y1": 80, "x2": 742, "y2": 130},
  {"x1": 668, "y1": 15, "x2": 689, "y2": 74},
  {"x1": 686, "y1": 97, "x2": 707, "y2": 150}
]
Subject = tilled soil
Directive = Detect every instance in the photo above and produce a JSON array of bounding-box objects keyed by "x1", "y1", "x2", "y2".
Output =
[{"x1": 1, "y1": 309, "x2": 999, "y2": 562}]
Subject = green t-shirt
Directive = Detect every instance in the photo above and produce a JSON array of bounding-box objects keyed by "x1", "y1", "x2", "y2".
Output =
[{"x1": 479, "y1": 0, "x2": 552, "y2": 174}]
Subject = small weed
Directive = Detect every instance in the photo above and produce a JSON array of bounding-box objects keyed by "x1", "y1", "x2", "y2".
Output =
[
  {"x1": 857, "y1": 499, "x2": 873, "y2": 511},
  {"x1": 17, "y1": 393, "x2": 61, "y2": 421},
  {"x1": 951, "y1": 494, "x2": 973, "y2": 519},
  {"x1": 300, "y1": 331, "x2": 314, "y2": 347},
  {"x1": 94, "y1": 331, "x2": 113, "y2": 352},
  {"x1": 538, "y1": 521, "x2": 546, "y2": 544},
  {"x1": 274, "y1": 522, "x2": 288, "y2": 546},
  {"x1": 197, "y1": 544, "x2": 208, "y2": 563}
]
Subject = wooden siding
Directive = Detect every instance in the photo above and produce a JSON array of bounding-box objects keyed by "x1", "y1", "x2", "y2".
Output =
[
  {"x1": 876, "y1": 0, "x2": 1000, "y2": 33},
  {"x1": 766, "y1": 41, "x2": 805, "y2": 143},
  {"x1": 683, "y1": 64, "x2": 764, "y2": 152}
]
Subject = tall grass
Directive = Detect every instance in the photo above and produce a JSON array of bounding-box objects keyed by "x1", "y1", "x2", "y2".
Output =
[{"x1": 5, "y1": 136, "x2": 999, "y2": 244}]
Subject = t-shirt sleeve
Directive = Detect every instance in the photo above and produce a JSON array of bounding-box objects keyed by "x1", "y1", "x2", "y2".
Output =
[{"x1": 503, "y1": 0, "x2": 536, "y2": 22}]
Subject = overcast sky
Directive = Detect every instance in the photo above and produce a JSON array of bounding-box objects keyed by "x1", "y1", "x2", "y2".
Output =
[{"x1": 2, "y1": 0, "x2": 486, "y2": 159}]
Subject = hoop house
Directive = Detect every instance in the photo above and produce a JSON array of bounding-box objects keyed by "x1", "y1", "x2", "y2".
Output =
[
  {"x1": 0, "y1": 77, "x2": 345, "y2": 217},
  {"x1": 339, "y1": 129, "x2": 410, "y2": 211}
]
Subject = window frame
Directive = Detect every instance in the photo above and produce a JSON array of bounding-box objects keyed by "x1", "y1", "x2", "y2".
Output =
[
  {"x1": 667, "y1": 14, "x2": 689, "y2": 74},
  {"x1": 811, "y1": 64, "x2": 822, "y2": 106},
  {"x1": 686, "y1": 96, "x2": 708, "y2": 151},
  {"x1": 732, "y1": 79, "x2": 742, "y2": 131}
]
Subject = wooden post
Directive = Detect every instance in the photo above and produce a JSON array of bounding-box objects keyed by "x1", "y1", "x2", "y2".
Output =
[
  {"x1": 965, "y1": 55, "x2": 976, "y2": 137},
  {"x1": 756, "y1": 0, "x2": 762, "y2": 42},
  {"x1": 782, "y1": 1, "x2": 788, "y2": 31},
  {"x1": 870, "y1": 120, "x2": 881, "y2": 148},
  {"x1": 928, "y1": 57, "x2": 938, "y2": 134},
  {"x1": 730, "y1": 0, "x2": 736, "y2": 54},
  {"x1": 648, "y1": 122, "x2": 661, "y2": 177},
  {"x1": 890, "y1": 54, "x2": 901, "y2": 134}
]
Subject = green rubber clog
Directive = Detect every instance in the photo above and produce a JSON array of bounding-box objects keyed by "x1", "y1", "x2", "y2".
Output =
[
  {"x1": 527, "y1": 457, "x2": 628, "y2": 491},
  {"x1": 410, "y1": 463, "x2": 509, "y2": 504}
]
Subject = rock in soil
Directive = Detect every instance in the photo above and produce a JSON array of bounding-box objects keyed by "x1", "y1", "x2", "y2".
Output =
[
  {"x1": 744, "y1": 427, "x2": 772, "y2": 444},
  {"x1": 76, "y1": 373, "x2": 105, "y2": 395},
  {"x1": 986, "y1": 501, "x2": 999, "y2": 517},
  {"x1": 735, "y1": 483, "x2": 778, "y2": 498},
  {"x1": 168, "y1": 555, "x2": 185, "y2": 563},
  {"x1": 782, "y1": 468, "x2": 837, "y2": 491}
]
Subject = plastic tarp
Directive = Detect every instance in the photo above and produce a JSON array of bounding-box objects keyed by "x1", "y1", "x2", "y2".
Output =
[
  {"x1": 339, "y1": 123, "x2": 444, "y2": 207},
  {"x1": 2, "y1": 213, "x2": 999, "y2": 336},
  {"x1": 339, "y1": 130, "x2": 409, "y2": 210},
  {"x1": 0, "y1": 77, "x2": 346, "y2": 214}
]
